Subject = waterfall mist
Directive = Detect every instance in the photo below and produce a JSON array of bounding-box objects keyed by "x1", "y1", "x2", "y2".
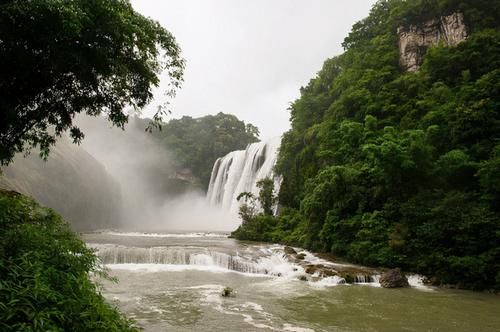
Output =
[{"x1": 76, "y1": 115, "x2": 236, "y2": 232}]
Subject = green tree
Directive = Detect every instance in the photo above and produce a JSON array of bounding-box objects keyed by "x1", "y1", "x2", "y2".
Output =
[
  {"x1": 0, "y1": 0, "x2": 184, "y2": 165},
  {"x1": 256, "y1": 178, "x2": 278, "y2": 216},
  {"x1": 236, "y1": 192, "x2": 258, "y2": 224}
]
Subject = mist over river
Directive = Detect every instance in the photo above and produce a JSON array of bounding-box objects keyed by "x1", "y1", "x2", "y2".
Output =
[{"x1": 83, "y1": 232, "x2": 500, "y2": 332}]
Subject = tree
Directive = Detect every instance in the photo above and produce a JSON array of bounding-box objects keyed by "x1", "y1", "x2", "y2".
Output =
[
  {"x1": 0, "y1": 0, "x2": 185, "y2": 165},
  {"x1": 256, "y1": 178, "x2": 277, "y2": 216},
  {"x1": 236, "y1": 192, "x2": 257, "y2": 224}
]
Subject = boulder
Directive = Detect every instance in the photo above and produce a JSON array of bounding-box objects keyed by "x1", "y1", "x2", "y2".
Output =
[
  {"x1": 379, "y1": 268, "x2": 409, "y2": 288},
  {"x1": 304, "y1": 264, "x2": 339, "y2": 277},
  {"x1": 296, "y1": 253, "x2": 306, "y2": 260},
  {"x1": 284, "y1": 246, "x2": 297, "y2": 255}
]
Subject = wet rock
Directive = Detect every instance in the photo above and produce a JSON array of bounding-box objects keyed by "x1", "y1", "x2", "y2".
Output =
[
  {"x1": 296, "y1": 253, "x2": 306, "y2": 260},
  {"x1": 304, "y1": 264, "x2": 338, "y2": 277},
  {"x1": 299, "y1": 275, "x2": 308, "y2": 281},
  {"x1": 305, "y1": 265, "x2": 316, "y2": 274},
  {"x1": 379, "y1": 268, "x2": 409, "y2": 288},
  {"x1": 284, "y1": 246, "x2": 297, "y2": 255},
  {"x1": 221, "y1": 287, "x2": 234, "y2": 297},
  {"x1": 343, "y1": 274, "x2": 355, "y2": 284},
  {"x1": 305, "y1": 264, "x2": 322, "y2": 274},
  {"x1": 423, "y1": 276, "x2": 440, "y2": 286}
]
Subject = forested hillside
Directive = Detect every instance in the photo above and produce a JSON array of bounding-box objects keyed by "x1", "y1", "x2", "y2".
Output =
[
  {"x1": 159, "y1": 113, "x2": 260, "y2": 188},
  {"x1": 232, "y1": 0, "x2": 500, "y2": 290}
]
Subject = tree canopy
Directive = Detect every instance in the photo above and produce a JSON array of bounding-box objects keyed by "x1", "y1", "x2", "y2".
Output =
[
  {"x1": 232, "y1": 0, "x2": 500, "y2": 290},
  {"x1": 0, "y1": 0, "x2": 184, "y2": 165},
  {"x1": 159, "y1": 112, "x2": 260, "y2": 189}
]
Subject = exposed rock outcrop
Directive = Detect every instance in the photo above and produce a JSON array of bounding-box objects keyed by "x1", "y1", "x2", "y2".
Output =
[
  {"x1": 398, "y1": 12, "x2": 467, "y2": 71},
  {"x1": 379, "y1": 268, "x2": 410, "y2": 288}
]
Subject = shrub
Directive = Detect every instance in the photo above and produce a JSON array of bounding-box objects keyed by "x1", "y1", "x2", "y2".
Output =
[{"x1": 0, "y1": 190, "x2": 138, "y2": 331}]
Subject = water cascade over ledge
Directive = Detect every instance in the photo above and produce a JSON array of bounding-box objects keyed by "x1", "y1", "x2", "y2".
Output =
[{"x1": 206, "y1": 137, "x2": 282, "y2": 213}]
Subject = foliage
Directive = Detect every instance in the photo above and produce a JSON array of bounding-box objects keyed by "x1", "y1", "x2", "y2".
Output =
[
  {"x1": 159, "y1": 113, "x2": 259, "y2": 188},
  {"x1": 236, "y1": 191, "x2": 258, "y2": 225},
  {"x1": 233, "y1": 0, "x2": 500, "y2": 290},
  {"x1": 0, "y1": 0, "x2": 184, "y2": 165},
  {"x1": 256, "y1": 178, "x2": 278, "y2": 216},
  {"x1": 0, "y1": 190, "x2": 138, "y2": 331},
  {"x1": 231, "y1": 178, "x2": 279, "y2": 241}
]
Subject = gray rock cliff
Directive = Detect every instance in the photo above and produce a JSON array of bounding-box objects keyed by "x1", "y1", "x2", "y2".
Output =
[{"x1": 398, "y1": 12, "x2": 468, "y2": 71}]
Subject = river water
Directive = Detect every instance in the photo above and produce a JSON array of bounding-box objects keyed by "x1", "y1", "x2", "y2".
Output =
[{"x1": 83, "y1": 232, "x2": 500, "y2": 332}]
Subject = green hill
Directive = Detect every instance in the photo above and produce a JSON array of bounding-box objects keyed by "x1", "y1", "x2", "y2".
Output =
[{"x1": 232, "y1": 0, "x2": 500, "y2": 290}]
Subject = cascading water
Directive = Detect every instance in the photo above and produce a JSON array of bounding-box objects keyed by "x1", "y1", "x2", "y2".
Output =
[
  {"x1": 89, "y1": 243, "x2": 303, "y2": 277},
  {"x1": 206, "y1": 137, "x2": 282, "y2": 213},
  {"x1": 85, "y1": 232, "x2": 430, "y2": 288}
]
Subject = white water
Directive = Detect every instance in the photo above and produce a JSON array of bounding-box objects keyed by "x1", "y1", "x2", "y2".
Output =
[
  {"x1": 206, "y1": 137, "x2": 282, "y2": 214},
  {"x1": 90, "y1": 243, "x2": 303, "y2": 277},
  {"x1": 98, "y1": 231, "x2": 229, "y2": 238},
  {"x1": 88, "y1": 237, "x2": 430, "y2": 290}
]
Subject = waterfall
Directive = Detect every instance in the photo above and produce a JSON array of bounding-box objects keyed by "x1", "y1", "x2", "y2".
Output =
[
  {"x1": 90, "y1": 244, "x2": 301, "y2": 277},
  {"x1": 206, "y1": 137, "x2": 282, "y2": 213}
]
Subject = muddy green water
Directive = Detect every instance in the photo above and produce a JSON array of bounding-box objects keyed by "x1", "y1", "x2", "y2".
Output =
[{"x1": 84, "y1": 232, "x2": 500, "y2": 332}]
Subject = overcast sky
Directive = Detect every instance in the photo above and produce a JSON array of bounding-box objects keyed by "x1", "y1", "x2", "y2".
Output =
[{"x1": 131, "y1": 0, "x2": 377, "y2": 140}]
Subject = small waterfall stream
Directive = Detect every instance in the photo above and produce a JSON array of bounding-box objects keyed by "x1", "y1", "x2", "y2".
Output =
[{"x1": 206, "y1": 137, "x2": 282, "y2": 213}]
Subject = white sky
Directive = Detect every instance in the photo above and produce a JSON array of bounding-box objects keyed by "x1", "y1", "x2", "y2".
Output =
[{"x1": 131, "y1": 0, "x2": 377, "y2": 140}]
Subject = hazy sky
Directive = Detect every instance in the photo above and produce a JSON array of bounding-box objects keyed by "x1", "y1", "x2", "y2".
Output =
[{"x1": 131, "y1": 0, "x2": 377, "y2": 140}]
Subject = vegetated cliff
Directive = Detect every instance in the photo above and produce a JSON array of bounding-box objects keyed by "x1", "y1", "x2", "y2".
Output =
[
  {"x1": 0, "y1": 137, "x2": 122, "y2": 231},
  {"x1": 232, "y1": 0, "x2": 500, "y2": 290}
]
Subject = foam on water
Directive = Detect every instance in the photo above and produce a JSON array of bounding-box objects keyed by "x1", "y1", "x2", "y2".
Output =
[
  {"x1": 407, "y1": 274, "x2": 435, "y2": 291},
  {"x1": 192, "y1": 283, "x2": 315, "y2": 331},
  {"x1": 309, "y1": 276, "x2": 347, "y2": 287},
  {"x1": 88, "y1": 239, "x2": 435, "y2": 292}
]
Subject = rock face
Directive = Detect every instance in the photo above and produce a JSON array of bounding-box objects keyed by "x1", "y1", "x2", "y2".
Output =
[
  {"x1": 398, "y1": 12, "x2": 467, "y2": 71},
  {"x1": 379, "y1": 268, "x2": 410, "y2": 288},
  {"x1": 0, "y1": 138, "x2": 122, "y2": 230}
]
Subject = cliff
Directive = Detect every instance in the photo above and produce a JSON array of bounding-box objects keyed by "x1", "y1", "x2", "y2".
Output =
[
  {"x1": 0, "y1": 138, "x2": 122, "y2": 230},
  {"x1": 398, "y1": 12, "x2": 467, "y2": 71}
]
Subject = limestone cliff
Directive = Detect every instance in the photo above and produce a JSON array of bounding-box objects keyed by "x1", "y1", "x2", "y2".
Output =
[
  {"x1": 398, "y1": 12, "x2": 468, "y2": 72},
  {"x1": 0, "y1": 138, "x2": 122, "y2": 230}
]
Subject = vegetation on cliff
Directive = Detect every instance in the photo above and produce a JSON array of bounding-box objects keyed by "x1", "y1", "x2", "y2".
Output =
[
  {"x1": 0, "y1": 190, "x2": 138, "y2": 331},
  {"x1": 232, "y1": 0, "x2": 500, "y2": 290},
  {"x1": 159, "y1": 113, "x2": 260, "y2": 189}
]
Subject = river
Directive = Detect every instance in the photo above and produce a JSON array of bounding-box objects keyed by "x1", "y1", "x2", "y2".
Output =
[{"x1": 83, "y1": 232, "x2": 500, "y2": 332}]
